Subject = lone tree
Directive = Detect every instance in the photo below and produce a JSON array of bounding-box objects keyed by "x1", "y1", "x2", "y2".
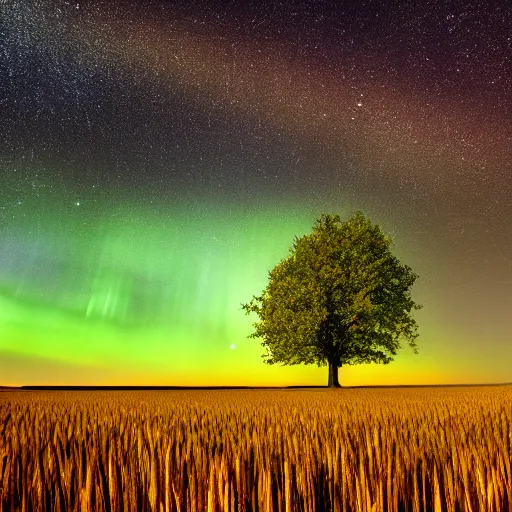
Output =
[{"x1": 242, "y1": 212, "x2": 421, "y2": 387}]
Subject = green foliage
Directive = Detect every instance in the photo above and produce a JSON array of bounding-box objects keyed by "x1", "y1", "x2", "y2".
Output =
[{"x1": 242, "y1": 212, "x2": 421, "y2": 373}]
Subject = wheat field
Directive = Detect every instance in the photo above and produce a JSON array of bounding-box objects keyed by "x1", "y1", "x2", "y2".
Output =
[{"x1": 0, "y1": 386, "x2": 511, "y2": 512}]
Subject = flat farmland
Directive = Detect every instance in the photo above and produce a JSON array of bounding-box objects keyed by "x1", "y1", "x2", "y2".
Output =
[{"x1": 1, "y1": 386, "x2": 511, "y2": 512}]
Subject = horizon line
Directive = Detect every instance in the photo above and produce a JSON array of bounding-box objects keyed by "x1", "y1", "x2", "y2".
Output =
[{"x1": 1, "y1": 382, "x2": 511, "y2": 391}]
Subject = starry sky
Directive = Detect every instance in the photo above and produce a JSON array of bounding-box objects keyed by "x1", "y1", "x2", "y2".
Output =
[{"x1": 0, "y1": 0, "x2": 511, "y2": 386}]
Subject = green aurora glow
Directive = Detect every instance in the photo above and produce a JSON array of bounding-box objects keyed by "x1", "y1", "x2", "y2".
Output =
[{"x1": 1, "y1": 189, "x2": 510, "y2": 387}]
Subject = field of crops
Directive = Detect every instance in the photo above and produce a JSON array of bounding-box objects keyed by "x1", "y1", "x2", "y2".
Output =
[{"x1": 1, "y1": 386, "x2": 511, "y2": 512}]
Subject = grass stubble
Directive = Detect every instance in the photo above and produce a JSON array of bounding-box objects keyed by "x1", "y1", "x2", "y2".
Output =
[{"x1": 0, "y1": 386, "x2": 511, "y2": 511}]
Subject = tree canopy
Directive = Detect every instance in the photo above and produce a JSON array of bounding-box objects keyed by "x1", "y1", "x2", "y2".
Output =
[{"x1": 242, "y1": 212, "x2": 421, "y2": 387}]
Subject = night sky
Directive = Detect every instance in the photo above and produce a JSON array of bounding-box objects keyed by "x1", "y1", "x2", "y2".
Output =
[{"x1": 1, "y1": 0, "x2": 510, "y2": 386}]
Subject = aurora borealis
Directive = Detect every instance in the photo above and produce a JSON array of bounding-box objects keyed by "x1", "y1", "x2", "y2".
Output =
[{"x1": 0, "y1": 0, "x2": 511, "y2": 386}]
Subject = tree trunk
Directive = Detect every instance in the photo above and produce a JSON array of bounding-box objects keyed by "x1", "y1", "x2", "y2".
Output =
[{"x1": 327, "y1": 360, "x2": 341, "y2": 388}]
